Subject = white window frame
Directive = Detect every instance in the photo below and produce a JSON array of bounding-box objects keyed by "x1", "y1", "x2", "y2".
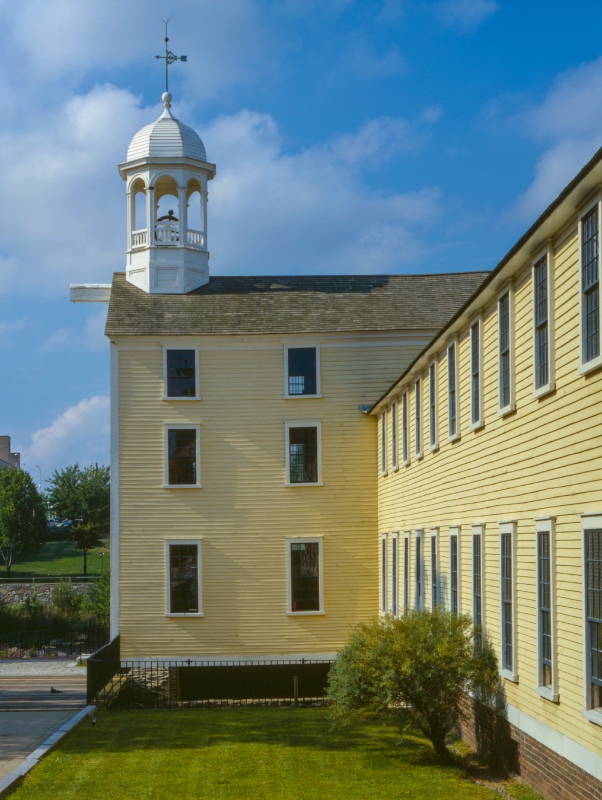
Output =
[
  {"x1": 285, "y1": 420, "x2": 323, "y2": 487},
  {"x1": 532, "y1": 245, "x2": 556, "y2": 398},
  {"x1": 381, "y1": 533, "x2": 388, "y2": 614},
  {"x1": 284, "y1": 345, "x2": 322, "y2": 398},
  {"x1": 286, "y1": 536, "x2": 324, "y2": 616},
  {"x1": 581, "y1": 513, "x2": 602, "y2": 725},
  {"x1": 469, "y1": 315, "x2": 484, "y2": 430},
  {"x1": 428, "y1": 359, "x2": 438, "y2": 452},
  {"x1": 499, "y1": 520, "x2": 518, "y2": 683},
  {"x1": 497, "y1": 283, "x2": 516, "y2": 416},
  {"x1": 391, "y1": 532, "x2": 399, "y2": 617},
  {"x1": 472, "y1": 524, "x2": 486, "y2": 634},
  {"x1": 414, "y1": 378, "x2": 423, "y2": 459},
  {"x1": 415, "y1": 530, "x2": 423, "y2": 610},
  {"x1": 402, "y1": 391, "x2": 410, "y2": 466},
  {"x1": 391, "y1": 402, "x2": 398, "y2": 471},
  {"x1": 164, "y1": 424, "x2": 201, "y2": 489},
  {"x1": 380, "y1": 411, "x2": 388, "y2": 476},
  {"x1": 449, "y1": 526, "x2": 461, "y2": 615},
  {"x1": 165, "y1": 538, "x2": 203, "y2": 616},
  {"x1": 447, "y1": 338, "x2": 460, "y2": 442},
  {"x1": 578, "y1": 198, "x2": 602, "y2": 375},
  {"x1": 403, "y1": 532, "x2": 410, "y2": 615},
  {"x1": 163, "y1": 346, "x2": 200, "y2": 400},
  {"x1": 534, "y1": 517, "x2": 558, "y2": 702},
  {"x1": 430, "y1": 529, "x2": 439, "y2": 610}
]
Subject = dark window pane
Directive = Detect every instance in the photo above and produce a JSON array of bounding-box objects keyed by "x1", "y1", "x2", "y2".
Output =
[
  {"x1": 538, "y1": 531, "x2": 552, "y2": 685},
  {"x1": 471, "y1": 323, "x2": 480, "y2": 424},
  {"x1": 448, "y1": 344, "x2": 456, "y2": 435},
  {"x1": 431, "y1": 536, "x2": 437, "y2": 608},
  {"x1": 534, "y1": 257, "x2": 549, "y2": 388},
  {"x1": 415, "y1": 537, "x2": 422, "y2": 610},
  {"x1": 450, "y1": 535, "x2": 458, "y2": 615},
  {"x1": 402, "y1": 394, "x2": 408, "y2": 462},
  {"x1": 288, "y1": 348, "x2": 317, "y2": 395},
  {"x1": 291, "y1": 542, "x2": 320, "y2": 611},
  {"x1": 167, "y1": 350, "x2": 196, "y2": 397},
  {"x1": 583, "y1": 208, "x2": 600, "y2": 362},
  {"x1": 587, "y1": 530, "x2": 602, "y2": 687},
  {"x1": 404, "y1": 537, "x2": 409, "y2": 614},
  {"x1": 289, "y1": 427, "x2": 318, "y2": 483},
  {"x1": 169, "y1": 544, "x2": 199, "y2": 613},
  {"x1": 381, "y1": 537, "x2": 387, "y2": 613},
  {"x1": 473, "y1": 534, "x2": 482, "y2": 639},
  {"x1": 415, "y1": 380, "x2": 421, "y2": 454},
  {"x1": 499, "y1": 293, "x2": 511, "y2": 407},
  {"x1": 429, "y1": 364, "x2": 436, "y2": 447},
  {"x1": 501, "y1": 533, "x2": 513, "y2": 672},
  {"x1": 392, "y1": 537, "x2": 397, "y2": 616},
  {"x1": 168, "y1": 429, "x2": 197, "y2": 485}
]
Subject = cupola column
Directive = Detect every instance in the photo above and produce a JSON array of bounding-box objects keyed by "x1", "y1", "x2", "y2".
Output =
[
  {"x1": 147, "y1": 186, "x2": 156, "y2": 249},
  {"x1": 178, "y1": 186, "x2": 187, "y2": 248}
]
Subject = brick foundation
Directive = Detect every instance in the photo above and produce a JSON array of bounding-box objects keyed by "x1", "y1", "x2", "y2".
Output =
[{"x1": 457, "y1": 696, "x2": 602, "y2": 800}]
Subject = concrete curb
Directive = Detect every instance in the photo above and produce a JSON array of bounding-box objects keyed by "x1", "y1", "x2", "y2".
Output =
[{"x1": 0, "y1": 704, "x2": 96, "y2": 796}]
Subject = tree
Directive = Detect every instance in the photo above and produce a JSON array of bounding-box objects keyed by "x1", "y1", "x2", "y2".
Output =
[
  {"x1": 328, "y1": 609, "x2": 499, "y2": 762},
  {"x1": 47, "y1": 464, "x2": 110, "y2": 576},
  {"x1": 86, "y1": 571, "x2": 110, "y2": 624},
  {"x1": 51, "y1": 580, "x2": 85, "y2": 621},
  {"x1": 0, "y1": 468, "x2": 46, "y2": 577}
]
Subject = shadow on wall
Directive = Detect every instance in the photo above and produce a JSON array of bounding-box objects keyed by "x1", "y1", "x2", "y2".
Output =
[{"x1": 459, "y1": 681, "x2": 519, "y2": 775}]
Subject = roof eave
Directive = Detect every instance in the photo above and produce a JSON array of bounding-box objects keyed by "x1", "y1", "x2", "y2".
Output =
[{"x1": 117, "y1": 157, "x2": 217, "y2": 180}]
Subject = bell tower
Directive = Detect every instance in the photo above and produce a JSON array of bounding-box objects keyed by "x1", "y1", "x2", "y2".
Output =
[{"x1": 118, "y1": 91, "x2": 216, "y2": 294}]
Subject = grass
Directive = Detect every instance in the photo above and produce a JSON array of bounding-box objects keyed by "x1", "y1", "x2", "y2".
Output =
[
  {"x1": 5, "y1": 539, "x2": 109, "y2": 578},
  {"x1": 9, "y1": 708, "x2": 510, "y2": 800}
]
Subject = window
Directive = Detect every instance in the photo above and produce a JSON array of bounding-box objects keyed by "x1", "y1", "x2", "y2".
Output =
[
  {"x1": 415, "y1": 379, "x2": 422, "y2": 457},
  {"x1": 501, "y1": 530, "x2": 514, "y2": 674},
  {"x1": 450, "y1": 530, "x2": 459, "y2": 615},
  {"x1": 534, "y1": 254, "x2": 550, "y2": 391},
  {"x1": 288, "y1": 539, "x2": 322, "y2": 614},
  {"x1": 402, "y1": 392, "x2": 409, "y2": 464},
  {"x1": 447, "y1": 342, "x2": 458, "y2": 439},
  {"x1": 404, "y1": 535, "x2": 410, "y2": 615},
  {"x1": 391, "y1": 403, "x2": 398, "y2": 470},
  {"x1": 429, "y1": 361, "x2": 438, "y2": 450},
  {"x1": 470, "y1": 320, "x2": 482, "y2": 428},
  {"x1": 381, "y1": 535, "x2": 388, "y2": 614},
  {"x1": 538, "y1": 530, "x2": 552, "y2": 689},
  {"x1": 381, "y1": 412, "x2": 387, "y2": 474},
  {"x1": 286, "y1": 422, "x2": 321, "y2": 485},
  {"x1": 415, "y1": 533, "x2": 422, "y2": 610},
  {"x1": 581, "y1": 206, "x2": 600, "y2": 366},
  {"x1": 165, "y1": 426, "x2": 200, "y2": 487},
  {"x1": 586, "y1": 528, "x2": 602, "y2": 709},
  {"x1": 392, "y1": 534, "x2": 398, "y2": 616},
  {"x1": 167, "y1": 541, "x2": 201, "y2": 615},
  {"x1": 431, "y1": 532, "x2": 438, "y2": 609},
  {"x1": 164, "y1": 349, "x2": 198, "y2": 398},
  {"x1": 498, "y1": 288, "x2": 514, "y2": 412},
  {"x1": 473, "y1": 530, "x2": 483, "y2": 638},
  {"x1": 286, "y1": 347, "x2": 319, "y2": 397}
]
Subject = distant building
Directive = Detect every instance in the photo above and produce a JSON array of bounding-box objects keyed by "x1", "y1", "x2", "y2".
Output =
[{"x1": 0, "y1": 436, "x2": 20, "y2": 470}]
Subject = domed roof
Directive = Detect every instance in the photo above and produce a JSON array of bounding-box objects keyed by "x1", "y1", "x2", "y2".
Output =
[{"x1": 126, "y1": 93, "x2": 207, "y2": 163}]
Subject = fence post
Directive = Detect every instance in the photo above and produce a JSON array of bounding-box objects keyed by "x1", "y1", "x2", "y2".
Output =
[{"x1": 293, "y1": 675, "x2": 299, "y2": 707}]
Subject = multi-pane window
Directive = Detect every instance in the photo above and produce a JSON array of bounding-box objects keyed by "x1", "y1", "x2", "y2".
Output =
[
  {"x1": 168, "y1": 543, "x2": 200, "y2": 613},
  {"x1": 166, "y1": 350, "x2": 196, "y2": 397},
  {"x1": 415, "y1": 380, "x2": 422, "y2": 456},
  {"x1": 501, "y1": 532, "x2": 513, "y2": 672},
  {"x1": 402, "y1": 392, "x2": 409, "y2": 463},
  {"x1": 288, "y1": 426, "x2": 319, "y2": 484},
  {"x1": 582, "y1": 207, "x2": 600, "y2": 364},
  {"x1": 381, "y1": 536, "x2": 387, "y2": 614},
  {"x1": 381, "y1": 413, "x2": 387, "y2": 474},
  {"x1": 534, "y1": 255, "x2": 549, "y2": 389},
  {"x1": 391, "y1": 403, "x2": 398, "y2": 469},
  {"x1": 473, "y1": 533, "x2": 482, "y2": 637},
  {"x1": 289, "y1": 540, "x2": 321, "y2": 612},
  {"x1": 471, "y1": 322, "x2": 481, "y2": 425},
  {"x1": 450, "y1": 534, "x2": 458, "y2": 615},
  {"x1": 287, "y1": 348, "x2": 318, "y2": 395},
  {"x1": 392, "y1": 535, "x2": 398, "y2": 616},
  {"x1": 499, "y1": 292, "x2": 511, "y2": 409},
  {"x1": 167, "y1": 428, "x2": 198, "y2": 485},
  {"x1": 429, "y1": 362, "x2": 437, "y2": 448},
  {"x1": 586, "y1": 529, "x2": 602, "y2": 708},
  {"x1": 448, "y1": 343, "x2": 457, "y2": 437},
  {"x1": 404, "y1": 537, "x2": 409, "y2": 614},
  {"x1": 415, "y1": 534, "x2": 422, "y2": 610},
  {"x1": 431, "y1": 534, "x2": 437, "y2": 609},
  {"x1": 538, "y1": 531, "x2": 552, "y2": 688}
]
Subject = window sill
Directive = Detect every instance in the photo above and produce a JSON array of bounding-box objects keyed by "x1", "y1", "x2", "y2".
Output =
[
  {"x1": 286, "y1": 611, "x2": 325, "y2": 616},
  {"x1": 402, "y1": 459, "x2": 411, "y2": 467},
  {"x1": 285, "y1": 481, "x2": 323, "y2": 487},
  {"x1": 166, "y1": 612, "x2": 204, "y2": 617},
  {"x1": 415, "y1": 452, "x2": 423, "y2": 461},
  {"x1": 497, "y1": 403, "x2": 516, "y2": 418},
  {"x1": 532, "y1": 382, "x2": 555, "y2": 400},
  {"x1": 429, "y1": 443, "x2": 439, "y2": 453},
  {"x1": 284, "y1": 394, "x2": 322, "y2": 400},
  {"x1": 535, "y1": 686, "x2": 558, "y2": 703},
  {"x1": 578, "y1": 354, "x2": 602, "y2": 376},
  {"x1": 447, "y1": 432, "x2": 460, "y2": 444},
  {"x1": 583, "y1": 708, "x2": 602, "y2": 726},
  {"x1": 392, "y1": 464, "x2": 399, "y2": 472},
  {"x1": 164, "y1": 484, "x2": 202, "y2": 489},
  {"x1": 469, "y1": 420, "x2": 484, "y2": 432},
  {"x1": 501, "y1": 669, "x2": 518, "y2": 683},
  {"x1": 162, "y1": 396, "x2": 200, "y2": 401}
]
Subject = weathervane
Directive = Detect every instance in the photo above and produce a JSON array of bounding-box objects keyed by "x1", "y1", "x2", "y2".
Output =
[{"x1": 156, "y1": 17, "x2": 187, "y2": 93}]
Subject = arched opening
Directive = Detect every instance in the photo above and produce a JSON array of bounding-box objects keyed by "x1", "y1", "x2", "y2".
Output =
[
  {"x1": 155, "y1": 175, "x2": 179, "y2": 245},
  {"x1": 186, "y1": 179, "x2": 204, "y2": 249},
  {"x1": 131, "y1": 178, "x2": 147, "y2": 248}
]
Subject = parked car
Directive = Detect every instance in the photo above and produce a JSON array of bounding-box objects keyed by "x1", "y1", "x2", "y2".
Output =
[
  {"x1": 46, "y1": 519, "x2": 58, "y2": 528},
  {"x1": 57, "y1": 520, "x2": 73, "y2": 529}
]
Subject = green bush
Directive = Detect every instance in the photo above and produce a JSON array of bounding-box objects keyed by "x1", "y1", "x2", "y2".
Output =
[
  {"x1": 85, "y1": 571, "x2": 110, "y2": 624},
  {"x1": 328, "y1": 608, "x2": 499, "y2": 762},
  {"x1": 51, "y1": 580, "x2": 85, "y2": 621},
  {"x1": 23, "y1": 589, "x2": 46, "y2": 625}
]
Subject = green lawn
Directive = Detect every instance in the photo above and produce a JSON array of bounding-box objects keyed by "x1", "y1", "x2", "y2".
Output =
[
  {"x1": 6, "y1": 539, "x2": 109, "y2": 578},
  {"x1": 9, "y1": 708, "x2": 526, "y2": 800}
]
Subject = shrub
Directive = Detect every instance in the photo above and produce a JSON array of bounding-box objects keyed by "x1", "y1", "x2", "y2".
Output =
[
  {"x1": 85, "y1": 571, "x2": 110, "y2": 624},
  {"x1": 51, "y1": 580, "x2": 85, "y2": 621},
  {"x1": 23, "y1": 589, "x2": 46, "y2": 625},
  {"x1": 328, "y1": 608, "x2": 499, "y2": 761}
]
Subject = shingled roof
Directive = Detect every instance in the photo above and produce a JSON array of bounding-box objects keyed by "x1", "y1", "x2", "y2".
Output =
[{"x1": 105, "y1": 271, "x2": 489, "y2": 337}]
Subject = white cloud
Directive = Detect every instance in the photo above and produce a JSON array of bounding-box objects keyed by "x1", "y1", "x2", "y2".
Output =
[
  {"x1": 18, "y1": 396, "x2": 110, "y2": 481},
  {"x1": 434, "y1": 0, "x2": 498, "y2": 31}
]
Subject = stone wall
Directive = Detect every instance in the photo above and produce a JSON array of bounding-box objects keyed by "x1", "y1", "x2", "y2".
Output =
[{"x1": 0, "y1": 583, "x2": 90, "y2": 609}]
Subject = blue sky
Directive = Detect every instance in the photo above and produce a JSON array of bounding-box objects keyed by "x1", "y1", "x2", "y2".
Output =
[{"x1": 2, "y1": 0, "x2": 602, "y2": 484}]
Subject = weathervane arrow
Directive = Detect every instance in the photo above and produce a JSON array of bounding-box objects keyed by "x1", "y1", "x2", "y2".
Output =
[{"x1": 156, "y1": 17, "x2": 187, "y2": 93}]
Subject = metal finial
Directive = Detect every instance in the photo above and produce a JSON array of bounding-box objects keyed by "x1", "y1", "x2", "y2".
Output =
[{"x1": 155, "y1": 17, "x2": 188, "y2": 95}]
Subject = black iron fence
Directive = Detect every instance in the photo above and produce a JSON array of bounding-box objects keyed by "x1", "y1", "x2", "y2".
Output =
[{"x1": 0, "y1": 621, "x2": 109, "y2": 659}]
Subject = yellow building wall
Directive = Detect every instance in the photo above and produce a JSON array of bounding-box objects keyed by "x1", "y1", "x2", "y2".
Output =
[
  {"x1": 115, "y1": 330, "x2": 427, "y2": 658},
  {"x1": 377, "y1": 219, "x2": 602, "y2": 759}
]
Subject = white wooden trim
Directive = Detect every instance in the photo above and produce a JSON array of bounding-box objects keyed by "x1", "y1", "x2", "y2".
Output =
[
  {"x1": 109, "y1": 343, "x2": 119, "y2": 640},
  {"x1": 531, "y1": 244, "x2": 556, "y2": 399},
  {"x1": 497, "y1": 282, "x2": 516, "y2": 417},
  {"x1": 165, "y1": 538, "x2": 203, "y2": 616},
  {"x1": 415, "y1": 529, "x2": 424, "y2": 610},
  {"x1": 578, "y1": 196, "x2": 602, "y2": 373},
  {"x1": 428, "y1": 360, "x2": 439, "y2": 451},
  {"x1": 162, "y1": 346, "x2": 200, "y2": 400},
  {"x1": 447, "y1": 338, "x2": 460, "y2": 442},
  {"x1": 380, "y1": 411, "x2": 388, "y2": 476},
  {"x1": 581, "y1": 515, "x2": 602, "y2": 714},
  {"x1": 164, "y1": 424, "x2": 202, "y2": 488},
  {"x1": 430, "y1": 528, "x2": 439, "y2": 610},
  {"x1": 534, "y1": 517, "x2": 558, "y2": 702},
  {"x1": 402, "y1": 391, "x2": 410, "y2": 465},
  {"x1": 403, "y1": 532, "x2": 410, "y2": 614},
  {"x1": 286, "y1": 536, "x2": 324, "y2": 615},
  {"x1": 381, "y1": 533, "x2": 388, "y2": 615},
  {"x1": 414, "y1": 377, "x2": 424, "y2": 460},
  {"x1": 390, "y1": 401, "x2": 399, "y2": 471},
  {"x1": 472, "y1": 524, "x2": 486, "y2": 636},
  {"x1": 283, "y1": 344, "x2": 322, "y2": 399},
  {"x1": 499, "y1": 521, "x2": 518, "y2": 683},
  {"x1": 284, "y1": 420, "x2": 323, "y2": 486},
  {"x1": 391, "y1": 532, "x2": 399, "y2": 617},
  {"x1": 469, "y1": 314, "x2": 484, "y2": 430}
]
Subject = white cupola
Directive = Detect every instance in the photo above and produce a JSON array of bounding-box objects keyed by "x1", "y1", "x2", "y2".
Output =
[{"x1": 118, "y1": 92, "x2": 216, "y2": 294}]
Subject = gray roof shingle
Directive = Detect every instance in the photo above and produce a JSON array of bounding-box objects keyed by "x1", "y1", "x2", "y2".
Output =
[{"x1": 105, "y1": 271, "x2": 489, "y2": 337}]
